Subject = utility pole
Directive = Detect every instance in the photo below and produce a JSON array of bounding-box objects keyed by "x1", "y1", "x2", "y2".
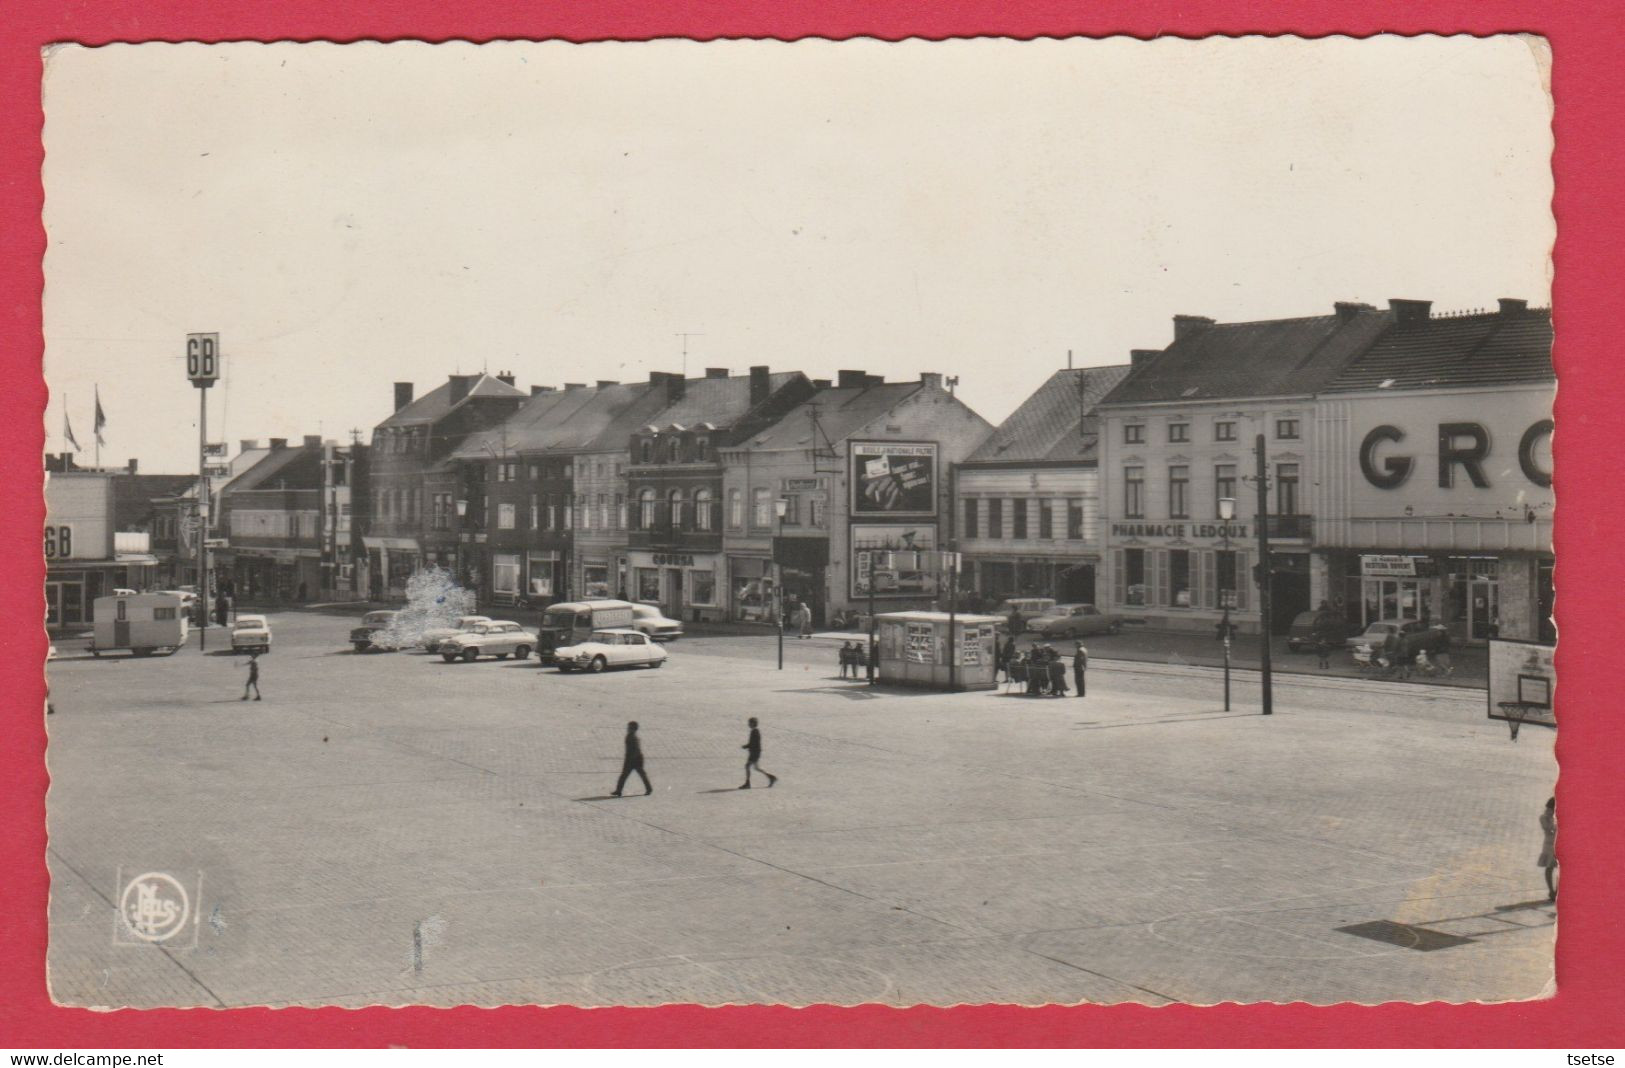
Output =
[{"x1": 1254, "y1": 433, "x2": 1274, "y2": 716}]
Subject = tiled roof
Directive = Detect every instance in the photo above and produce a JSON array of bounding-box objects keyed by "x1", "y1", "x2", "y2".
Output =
[
  {"x1": 966, "y1": 365, "x2": 1133, "y2": 464},
  {"x1": 222, "y1": 444, "x2": 320, "y2": 493},
  {"x1": 452, "y1": 382, "x2": 670, "y2": 458},
  {"x1": 1324, "y1": 307, "x2": 1554, "y2": 392},
  {"x1": 1102, "y1": 308, "x2": 1393, "y2": 406},
  {"x1": 644, "y1": 371, "x2": 805, "y2": 430},
  {"x1": 741, "y1": 382, "x2": 924, "y2": 450},
  {"x1": 378, "y1": 373, "x2": 526, "y2": 428}
]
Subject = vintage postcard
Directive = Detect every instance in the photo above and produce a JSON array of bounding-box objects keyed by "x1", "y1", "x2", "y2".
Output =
[{"x1": 41, "y1": 36, "x2": 1555, "y2": 1008}]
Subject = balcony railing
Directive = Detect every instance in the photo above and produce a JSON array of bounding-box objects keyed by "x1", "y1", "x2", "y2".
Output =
[{"x1": 1265, "y1": 514, "x2": 1313, "y2": 539}]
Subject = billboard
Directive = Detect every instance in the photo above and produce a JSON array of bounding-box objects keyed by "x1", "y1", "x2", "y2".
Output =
[
  {"x1": 851, "y1": 441, "x2": 937, "y2": 516},
  {"x1": 851, "y1": 523, "x2": 937, "y2": 598},
  {"x1": 1487, "y1": 638, "x2": 1555, "y2": 731}
]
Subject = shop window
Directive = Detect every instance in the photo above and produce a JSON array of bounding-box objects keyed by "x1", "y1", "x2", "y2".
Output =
[
  {"x1": 492, "y1": 554, "x2": 521, "y2": 596},
  {"x1": 1124, "y1": 548, "x2": 1147, "y2": 606},
  {"x1": 636, "y1": 568, "x2": 661, "y2": 602},
  {"x1": 1124, "y1": 467, "x2": 1145, "y2": 519},
  {"x1": 1169, "y1": 549, "x2": 1191, "y2": 607},
  {"x1": 962, "y1": 498, "x2": 979, "y2": 539},
  {"x1": 1124, "y1": 424, "x2": 1145, "y2": 444},
  {"x1": 1169, "y1": 422, "x2": 1190, "y2": 443},
  {"x1": 690, "y1": 570, "x2": 717, "y2": 606},
  {"x1": 583, "y1": 564, "x2": 610, "y2": 599},
  {"x1": 1169, "y1": 465, "x2": 1189, "y2": 519},
  {"x1": 1012, "y1": 500, "x2": 1028, "y2": 539}
]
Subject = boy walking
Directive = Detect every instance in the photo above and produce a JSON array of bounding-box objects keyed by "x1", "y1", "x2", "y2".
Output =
[
  {"x1": 612, "y1": 721, "x2": 652, "y2": 796},
  {"x1": 241, "y1": 653, "x2": 261, "y2": 701},
  {"x1": 740, "y1": 717, "x2": 777, "y2": 789}
]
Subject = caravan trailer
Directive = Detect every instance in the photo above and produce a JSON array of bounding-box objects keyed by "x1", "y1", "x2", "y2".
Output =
[{"x1": 89, "y1": 593, "x2": 189, "y2": 657}]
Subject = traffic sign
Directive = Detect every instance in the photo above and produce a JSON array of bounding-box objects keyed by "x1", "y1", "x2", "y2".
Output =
[
  {"x1": 203, "y1": 442, "x2": 228, "y2": 457},
  {"x1": 186, "y1": 333, "x2": 220, "y2": 386}
]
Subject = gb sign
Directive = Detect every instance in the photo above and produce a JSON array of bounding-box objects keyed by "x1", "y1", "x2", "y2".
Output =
[{"x1": 186, "y1": 333, "x2": 220, "y2": 386}]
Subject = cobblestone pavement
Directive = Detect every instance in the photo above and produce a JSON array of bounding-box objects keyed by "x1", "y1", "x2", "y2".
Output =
[{"x1": 44, "y1": 613, "x2": 1555, "y2": 1008}]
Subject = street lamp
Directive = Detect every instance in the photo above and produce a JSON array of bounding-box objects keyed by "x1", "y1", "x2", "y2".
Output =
[
  {"x1": 774, "y1": 497, "x2": 788, "y2": 670},
  {"x1": 1218, "y1": 496, "x2": 1236, "y2": 711}
]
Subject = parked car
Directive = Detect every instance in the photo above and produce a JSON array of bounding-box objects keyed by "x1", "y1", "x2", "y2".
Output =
[
  {"x1": 230, "y1": 614, "x2": 272, "y2": 654},
  {"x1": 629, "y1": 603, "x2": 684, "y2": 641},
  {"x1": 554, "y1": 628, "x2": 669, "y2": 673},
  {"x1": 1347, "y1": 618, "x2": 1433, "y2": 662},
  {"x1": 1026, "y1": 603, "x2": 1121, "y2": 639},
  {"x1": 1286, "y1": 611, "x2": 1361, "y2": 652},
  {"x1": 438, "y1": 621, "x2": 539, "y2": 663},
  {"x1": 537, "y1": 599, "x2": 637, "y2": 661},
  {"x1": 419, "y1": 615, "x2": 493, "y2": 653},
  {"x1": 991, "y1": 597, "x2": 1057, "y2": 635},
  {"x1": 351, "y1": 610, "x2": 401, "y2": 653},
  {"x1": 157, "y1": 589, "x2": 198, "y2": 611}
]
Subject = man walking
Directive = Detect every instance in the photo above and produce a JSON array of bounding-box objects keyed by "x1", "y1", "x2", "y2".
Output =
[
  {"x1": 241, "y1": 653, "x2": 262, "y2": 701},
  {"x1": 740, "y1": 717, "x2": 777, "y2": 789},
  {"x1": 612, "y1": 720, "x2": 652, "y2": 797},
  {"x1": 1072, "y1": 642, "x2": 1088, "y2": 697}
]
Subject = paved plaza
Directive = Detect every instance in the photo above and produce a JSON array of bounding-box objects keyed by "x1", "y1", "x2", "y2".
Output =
[{"x1": 45, "y1": 611, "x2": 1556, "y2": 1008}]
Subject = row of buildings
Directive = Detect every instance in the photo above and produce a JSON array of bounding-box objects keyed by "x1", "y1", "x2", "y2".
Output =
[{"x1": 45, "y1": 295, "x2": 1554, "y2": 645}]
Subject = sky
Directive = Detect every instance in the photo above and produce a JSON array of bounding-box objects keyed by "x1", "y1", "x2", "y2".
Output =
[{"x1": 41, "y1": 36, "x2": 1553, "y2": 473}]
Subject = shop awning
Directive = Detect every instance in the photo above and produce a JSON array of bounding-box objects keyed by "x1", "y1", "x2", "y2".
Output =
[
  {"x1": 362, "y1": 536, "x2": 422, "y2": 552},
  {"x1": 114, "y1": 554, "x2": 160, "y2": 566}
]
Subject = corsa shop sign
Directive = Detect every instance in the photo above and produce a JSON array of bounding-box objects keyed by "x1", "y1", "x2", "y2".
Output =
[{"x1": 1360, "y1": 418, "x2": 1552, "y2": 490}]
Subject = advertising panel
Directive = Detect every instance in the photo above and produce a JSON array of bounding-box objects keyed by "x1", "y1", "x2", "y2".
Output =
[
  {"x1": 851, "y1": 524, "x2": 938, "y2": 598},
  {"x1": 851, "y1": 441, "x2": 937, "y2": 517}
]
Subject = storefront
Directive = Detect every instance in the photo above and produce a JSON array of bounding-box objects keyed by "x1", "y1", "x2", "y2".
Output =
[
  {"x1": 362, "y1": 536, "x2": 423, "y2": 600},
  {"x1": 729, "y1": 554, "x2": 776, "y2": 623},
  {"x1": 774, "y1": 537, "x2": 830, "y2": 627},
  {"x1": 1324, "y1": 550, "x2": 1549, "y2": 643},
  {"x1": 1105, "y1": 521, "x2": 1257, "y2": 633},
  {"x1": 628, "y1": 549, "x2": 722, "y2": 622}
]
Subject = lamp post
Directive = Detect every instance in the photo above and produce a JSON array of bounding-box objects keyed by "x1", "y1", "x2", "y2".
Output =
[
  {"x1": 774, "y1": 497, "x2": 788, "y2": 670},
  {"x1": 1218, "y1": 496, "x2": 1236, "y2": 711},
  {"x1": 1253, "y1": 433, "x2": 1274, "y2": 716}
]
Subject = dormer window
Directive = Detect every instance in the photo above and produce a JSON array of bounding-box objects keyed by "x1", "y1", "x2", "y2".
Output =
[
  {"x1": 640, "y1": 439, "x2": 653, "y2": 464},
  {"x1": 667, "y1": 438, "x2": 681, "y2": 463}
]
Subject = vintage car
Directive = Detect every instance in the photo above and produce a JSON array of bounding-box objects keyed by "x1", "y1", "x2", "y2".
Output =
[
  {"x1": 419, "y1": 615, "x2": 493, "y2": 653},
  {"x1": 554, "y1": 628, "x2": 669, "y2": 673},
  {"x1": 629, "y1": 603, "x2": 684, "y2": 641},
  {"x1": 991, "y1": 597, "x2": 1058, "y2": 636},
  {"x1": 1286, "y1": 611, "x2": 1362, "y2": 652},
  {"x1": 350, "y1": 610, "x2": 402, "y2": 653},
  {"x1": 438, "y1": 620, "x2": 539, "y2": 663},
  {"x1": 230, "y1": 614, "x2": 272, "y2": 654},
  {"x1": 1347, "y1": 618, "x2": 1435, "y2": 664},
  {"x1": 1026, "y1": 603, "x2": 1122, "y2": 639}
]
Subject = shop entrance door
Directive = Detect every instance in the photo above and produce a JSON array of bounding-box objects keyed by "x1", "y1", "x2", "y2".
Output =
[
  {"x1": 1469, "y1": 576, "x2": 1499, "y2": 639},
  {"x1": 664, "y1": 568, "x2": 684, "y2": 621},
  {"x1": 1060, "y1": 565, "x2": 1095, "y2": 604},
  {"x1": 45, "y1": 582, "x2": 62, "y2": 627}
]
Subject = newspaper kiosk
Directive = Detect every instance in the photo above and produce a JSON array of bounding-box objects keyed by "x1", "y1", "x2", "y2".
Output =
[
  {"x1": 89, "y1": 592, "x2": 189, "y2": 657},
  {"x1": 873, "y1": 611, "x2": 1001, "y2": 691}
]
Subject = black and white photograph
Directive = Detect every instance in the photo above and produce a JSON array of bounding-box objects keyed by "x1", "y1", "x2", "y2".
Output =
[{"x1": 40, "y1": 36, "x2": 1555, "y2": 1008}]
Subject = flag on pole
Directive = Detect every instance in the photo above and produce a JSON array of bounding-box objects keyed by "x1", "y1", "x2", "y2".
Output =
[
  {"x1": 63, "y1": 409, "x2": 81, "y2": 452},
  {"x1": 94, "y1": 387, "x2": 108, "y2": 446}
]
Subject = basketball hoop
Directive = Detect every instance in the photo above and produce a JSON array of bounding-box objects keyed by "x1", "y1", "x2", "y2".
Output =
[{"x1": 1499, "y1": 700, "x2": 1535, "y2": 742}]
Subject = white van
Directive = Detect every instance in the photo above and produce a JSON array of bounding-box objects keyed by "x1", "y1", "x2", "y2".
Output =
[
  {"x1": 90, "y1": 593, "x2": 189, "y2": 657},
  {"x1": 537, "y1": 599, "x2": 636, "y2": 661}
]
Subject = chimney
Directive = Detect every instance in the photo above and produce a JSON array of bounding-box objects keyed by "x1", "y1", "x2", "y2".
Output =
[
  {"x1": 127, "y1": 458, "x2": 138, "y2": 474},
  {"x1": 239, "y1": 439, "x2": 259, "y2": 453},
  {"x1": 1130, "y1": 348, "x2": 1162, "y2": 369},
  {"x1": 705, "y1": 367, "x2": 729, "y2": 379},
  {"x1": 596, "y1": 380, "x2": 620, "y2": 389},
  {"x1": 530, "y1": 385, "x2": 555, "y2": 396},
  {"x1": 269, "y1": 438, "x2": 288, "y2": 450},
  {"x1": 1498, "y1": 297, "x2": 1529, "y2": 317},
  {"x1": 749, "y1": 365, "x2": 771, "y2": 406},
  {"x1": 1173, "y1": 315, "x2": 1215, "y2": 341},
  {"x1": 813, "y1": 378, "x2": 832, "y2": 390},
  {"x1": 837, "y1": 369, "x2": 868, "y2": 389},
  {"x1": 865, "y1": 374, "x2": 885, "y2": 387},
  {"x1": 495, "y1": 371, "x2": 516, "y2": 386},
  {"x1": 563, "y1": 382, "x2": 586, "y2": 391},
  {"x1": 920, "y1": 372, "x2": 943, "y2": 391},
  {"x1": 448, "y1": 374, "x2": 475, "y2": 404},
  {"x1": 1388, "y1": 299, "x2": 1433, "y2": 324},
  {"x1": 1334, "y1": 301, "x2": 1376, "y2": 322},
  {"x1": 303, "y1": 435, "x2": 323, "y2": 448},
  {"x1": 393, "y1": 382, "x2": 414, "y2": 411}
]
